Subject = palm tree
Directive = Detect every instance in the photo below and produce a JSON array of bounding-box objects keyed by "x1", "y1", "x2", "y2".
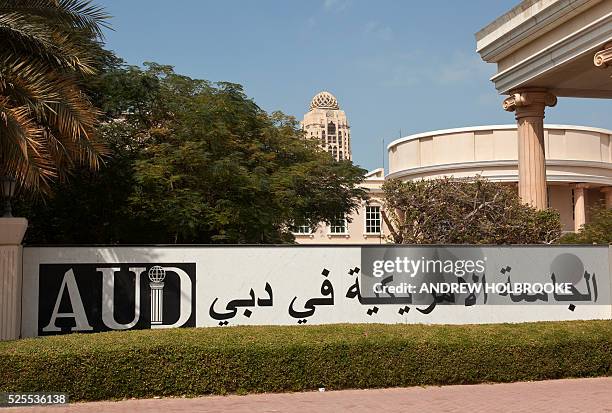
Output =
[{"x1": 0, "y1": 0, "x2": 110, "y2": 192}]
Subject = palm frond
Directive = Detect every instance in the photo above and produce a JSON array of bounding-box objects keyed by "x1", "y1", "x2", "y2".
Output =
[
  {"x1": 0, "y1": 0, "x2": 111, "y2": 37},
  {"x1": 0, "y1": 14, "x2": 98, "y2": 73},
  {"x1": 0, "y1": 0, "x2": 109, "y2": 192},
  {"x1": 0, "y1": 99, "x2": 56, "y2": 189}
]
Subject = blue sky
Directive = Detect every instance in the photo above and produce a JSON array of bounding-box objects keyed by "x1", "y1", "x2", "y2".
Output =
[{"x1": 98, "y1": 0, "x2": 612, "y2": 172}]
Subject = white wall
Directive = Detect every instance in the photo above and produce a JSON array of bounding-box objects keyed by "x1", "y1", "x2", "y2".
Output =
[{"x1": 21, "y1": 245, "x2": 612, "y2": 338}]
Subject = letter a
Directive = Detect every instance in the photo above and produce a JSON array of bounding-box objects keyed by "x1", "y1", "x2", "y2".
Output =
[{"x1": 43, "y1": 269, "x2": 93, "y2": 332}]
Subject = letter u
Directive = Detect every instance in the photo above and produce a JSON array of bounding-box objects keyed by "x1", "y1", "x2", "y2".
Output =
[{"x1": 100, "y1": 267, "x2": 143, "y2": 329}]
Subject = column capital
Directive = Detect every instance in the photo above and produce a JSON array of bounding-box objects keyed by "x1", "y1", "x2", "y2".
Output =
[
  {"x1": 502, "y1": 88, "x2": 557, "y2": 119},
  {"x1": 599, "y1": 186, "x2": 612, "y2": 193},
  {"x1": 0, "y1": 218, "x2": 28, "y2": 245},
  {"x1": 594, "y1": 43, "x2": 612, "y2": 68},
  {"x1": 573, "y1": 183, "x2": 590, "y2": 189}
]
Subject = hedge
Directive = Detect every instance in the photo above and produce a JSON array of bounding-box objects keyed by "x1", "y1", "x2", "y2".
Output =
[{"x1": 1, "y1": 321, "x2": 611, "y2": 401}]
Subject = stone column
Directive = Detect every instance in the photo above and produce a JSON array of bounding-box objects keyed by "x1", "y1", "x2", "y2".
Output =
[
  {"x1": 503, "y1": 89, "x2": 557, "y2": 210},
  {"x1": 573, "y1": 184, "x2": 588, "y2": 232},
  {"x1": 601, "y1": 187, "x2": 612, "y2": 209},
  {"x1": 0, "y1": 218, "x2": 28, "y2": 341}
]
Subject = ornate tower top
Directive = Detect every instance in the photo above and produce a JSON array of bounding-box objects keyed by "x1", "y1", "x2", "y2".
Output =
[
  {"x1": 302, "y1": 90, "x2": 351, "y2": 161},
  {"x1": 309, "y1": 91, "x2": 339, "y2": 110}
]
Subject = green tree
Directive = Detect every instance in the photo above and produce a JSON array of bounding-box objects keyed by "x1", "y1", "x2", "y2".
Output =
[
  {"x1": 382, "y1": 177, "x2": 561, "y2": 244},
  {"x1": 126, "y1": 65, "x2": 367, "y2": 243},
  {"x1": 560, "y1": 205, "x2": 612, "y2": 244},
  {"x1": 0, "y1": 0, "x2": 110, "y2": 191},
  {"x1": 17, "y1": 63, "x2": 368, "y2": 244}
]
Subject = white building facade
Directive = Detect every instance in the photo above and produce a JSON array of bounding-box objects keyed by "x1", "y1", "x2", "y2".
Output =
[
  {"x1": 294, "y1": 124, "x2": 612, "y2": 244},
  {"x1": 293, "y1": 168, "x2": 388, "y2": 244},
  {"x1": 388, "y1": 125, "x2": 612, "y2": 233}
]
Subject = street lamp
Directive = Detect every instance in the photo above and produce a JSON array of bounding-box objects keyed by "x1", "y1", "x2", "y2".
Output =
[{"x1": 1, "y1": 176, "x2": 17, "y2": 217}]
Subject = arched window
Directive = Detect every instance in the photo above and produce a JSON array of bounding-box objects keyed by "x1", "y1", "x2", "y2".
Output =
[{"x1": 328, "y1": 121, "x2": 336, "y2": 135}]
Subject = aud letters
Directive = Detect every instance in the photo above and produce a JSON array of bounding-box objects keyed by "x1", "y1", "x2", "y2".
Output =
[{"x1": 38, "y1": 263, "x2": 196, "y2": 335}]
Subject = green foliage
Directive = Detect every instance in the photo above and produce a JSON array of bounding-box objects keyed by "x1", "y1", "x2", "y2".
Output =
[
  {"x1": 1, "y1": 321, "x2": 610, "y2": 401},
  {"x1": 382, "y1": 177, "x2": 562, "y2": 244},
  {"x1": 15, "y1": 63, "x2": 367, "y2": 243},
  {"x1": 560, "y1": 205, "x2": 612, "y2": 245}
]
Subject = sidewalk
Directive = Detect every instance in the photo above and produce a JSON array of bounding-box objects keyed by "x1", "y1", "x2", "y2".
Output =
[{"x1": 7, "y1": 377, "x2": 612, "y2": 412}]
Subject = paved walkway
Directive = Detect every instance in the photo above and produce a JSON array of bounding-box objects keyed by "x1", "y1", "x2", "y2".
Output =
[{"x1": 6, "y1": 377, "x2": 612, "y2": 412}]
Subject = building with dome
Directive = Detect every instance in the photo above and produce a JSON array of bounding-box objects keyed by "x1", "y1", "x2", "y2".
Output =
[
  {"x1": 295, "y1": 91, "x2": 386, "y2": 244},
  {"x1": 293, "y1": 123, "x2": 612, "y2": 244},
  {"x1": 301, "y1": 91, "x2": 351, "y2": 161},
  {"x1": 294, "y1": 0, "x2": 612, "y2": 244}
]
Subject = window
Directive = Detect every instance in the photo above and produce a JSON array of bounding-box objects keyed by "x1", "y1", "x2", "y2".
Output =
[
  {"x1": 328, "y1": 121, "x2": 336, "y2": 135},
  {"x1": 330, "y1": 214, "x2": 347, "y2": 234},
  {"x1": 332, "y1": 146, "x2": 337, "y2": 159},
  {"x1": 339, "y1": 151, "x2": 344, "y2": 160},
  {"x1": 292, "y1": 220, "x2": 312, "y2": 234},
  {"x1": 365, "y1": 205, "x2": 381, "y2": 234}
]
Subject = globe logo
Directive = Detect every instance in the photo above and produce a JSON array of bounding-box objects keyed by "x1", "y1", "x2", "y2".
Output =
[
  {"x1": 148, "y1": 266, "x2": 166, "y2": 325},
  {"x1": 148, "y1": 266, "x2": 166, "y2": 283}
]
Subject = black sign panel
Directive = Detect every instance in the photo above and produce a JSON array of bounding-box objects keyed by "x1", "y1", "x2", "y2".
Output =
[{"x1": 37, "y1": 263, "x2": 196, "y2": 335}]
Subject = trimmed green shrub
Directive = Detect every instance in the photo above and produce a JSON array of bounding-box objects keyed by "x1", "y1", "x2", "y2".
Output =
[{"x1": 1, "y1": 321, "x2": 611, "y2": 401}]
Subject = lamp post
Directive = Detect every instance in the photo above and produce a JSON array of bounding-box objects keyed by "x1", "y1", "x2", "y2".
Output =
[{"x1": 1, "y1": 176, "x2": 17, "y2": 217}]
